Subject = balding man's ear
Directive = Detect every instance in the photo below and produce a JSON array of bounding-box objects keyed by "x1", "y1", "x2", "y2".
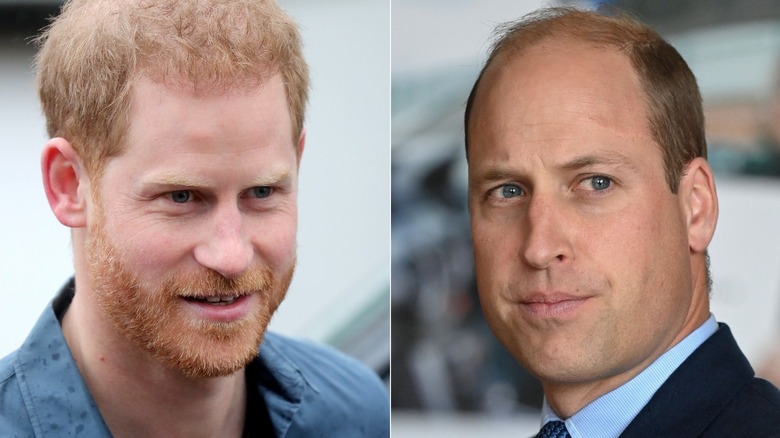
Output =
[
  {"x1": 41, "y1": 138, "x2": 89, "y2": 228},
  {"x1": 679, "y1": 157, "x2": 718, "y2": 253}
]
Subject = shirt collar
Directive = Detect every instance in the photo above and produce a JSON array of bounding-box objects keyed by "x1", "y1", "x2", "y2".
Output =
[
  {"x1": 14, "y1": 282, "x2": 112, "y2": 436},
  {"x1": 17, "y1": 279, "x2": 311, "y2": 438},
  {"x1": 541, "y1": 314, "x2": 719, "y2": 438},
  {"x1": 253, "y1": 333, "x2": 311, "y2": 437}
]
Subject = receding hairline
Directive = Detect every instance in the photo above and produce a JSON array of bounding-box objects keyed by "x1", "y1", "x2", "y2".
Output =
[
  {"x1": 467, "y1": 33, "x2": 643, "y2": 139},
  {"x1": 465, "y1": 8, "x2": 657, "y2": 151}
]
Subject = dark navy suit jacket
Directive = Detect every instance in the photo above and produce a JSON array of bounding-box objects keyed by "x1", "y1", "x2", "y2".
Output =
[{"x1": 620, "y1": 323, "x2": 780, "y2": 437}]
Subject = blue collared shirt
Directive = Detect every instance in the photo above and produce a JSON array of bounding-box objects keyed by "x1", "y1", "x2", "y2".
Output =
[
  {"x1": 0, "y1": 283, "x2": 390, "y2": 437},
  {"x1": 540, "y1": 315, "x2": 719, "y2": 438}
]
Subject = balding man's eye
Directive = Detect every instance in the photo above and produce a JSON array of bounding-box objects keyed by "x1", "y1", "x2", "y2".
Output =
[
  {"x1": 488, "y1": 183, "x2": 525, "y2": 200},
  {"x1": 589, "y1": 175, "x2": 611, "y2": 191},
  {"x1": 499, "y1": 184, "x2": 523, "y2": 198}
]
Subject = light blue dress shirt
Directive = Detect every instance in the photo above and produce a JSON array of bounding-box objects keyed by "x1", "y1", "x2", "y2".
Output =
[{"x1": 540, "y1": 314, "x2": 719, "y2": 438}]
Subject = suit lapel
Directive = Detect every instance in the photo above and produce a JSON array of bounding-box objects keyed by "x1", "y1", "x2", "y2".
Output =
[{"x1": 620, "y1": 324, "x2": 754, "y2": 437}]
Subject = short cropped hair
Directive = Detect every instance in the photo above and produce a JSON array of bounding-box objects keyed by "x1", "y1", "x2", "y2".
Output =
[
  {"x1": 464, "y1": 7, "x2": 705, "y2": 193},
  {"x1": 36, "y1": 0, "x2": 309, "y2": 180}
]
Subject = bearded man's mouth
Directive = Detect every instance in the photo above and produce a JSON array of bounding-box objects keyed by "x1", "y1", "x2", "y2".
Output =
[{"x1": 183, "y1": 295, "x2": 241, "y2": 306}]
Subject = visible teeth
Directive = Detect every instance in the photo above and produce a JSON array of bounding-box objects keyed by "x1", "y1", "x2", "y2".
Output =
[{"x1": 192, "y1": 295, "x2": 239, "y2": 305}]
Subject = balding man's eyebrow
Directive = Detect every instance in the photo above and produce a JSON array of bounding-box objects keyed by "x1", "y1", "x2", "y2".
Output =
[
  {"x1": 469, "y1": 166, "x2": 522, "y2": 187},
  {"x1": 559, "y1": 153, "x2": 638, "y2": 172}
]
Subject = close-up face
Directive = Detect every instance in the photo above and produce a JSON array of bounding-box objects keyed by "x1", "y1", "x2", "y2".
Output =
[
  {"x1": 467, "y1": 39, "x2": 697, "y2": 393},
  {"x1": 85, "y1": 74, "x2": 300, "y2": 378}
]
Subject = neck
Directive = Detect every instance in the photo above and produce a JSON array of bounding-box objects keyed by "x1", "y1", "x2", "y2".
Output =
[
  {"x1": 544, "y1": 265, "x2": 711, "y2": 418},
  {"x1": 62, "y1": 275, "x2": 247, "y2": 438},
  {"x1": 544, "y1": 310, "x2": 709, "y2": 418}
]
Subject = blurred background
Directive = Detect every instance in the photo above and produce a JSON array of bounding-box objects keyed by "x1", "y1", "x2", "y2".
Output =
[
  {"x1": 392, "y1": 0, "x2": 780, "y2": 436},
  {"x1": 0, "y1": 0, "x2": 390, "y2": 382}
]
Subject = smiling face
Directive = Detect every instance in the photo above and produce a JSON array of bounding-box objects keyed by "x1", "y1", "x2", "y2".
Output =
[
  {"x1": 468, "y1": 39, "x2": 709, "y2": 408},
  {"x1": 85, "y1": 74, "x2": 299, "y2": 378}
]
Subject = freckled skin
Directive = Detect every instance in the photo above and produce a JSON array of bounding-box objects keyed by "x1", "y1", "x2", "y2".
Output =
[{"x1": 468, "y1": 39, "x2": 711, "y2": 416}]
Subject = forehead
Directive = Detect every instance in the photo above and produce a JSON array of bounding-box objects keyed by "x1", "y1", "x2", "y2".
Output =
[
  {"x1": 125, "y1": 73, "x2": 292, "y2": 149},
  {"x1": 468, "y1": 38, "x2": 657, "y2": 167},
  {"x1": 92, "y1": 72, "x2": 297, "y2": 192}
]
